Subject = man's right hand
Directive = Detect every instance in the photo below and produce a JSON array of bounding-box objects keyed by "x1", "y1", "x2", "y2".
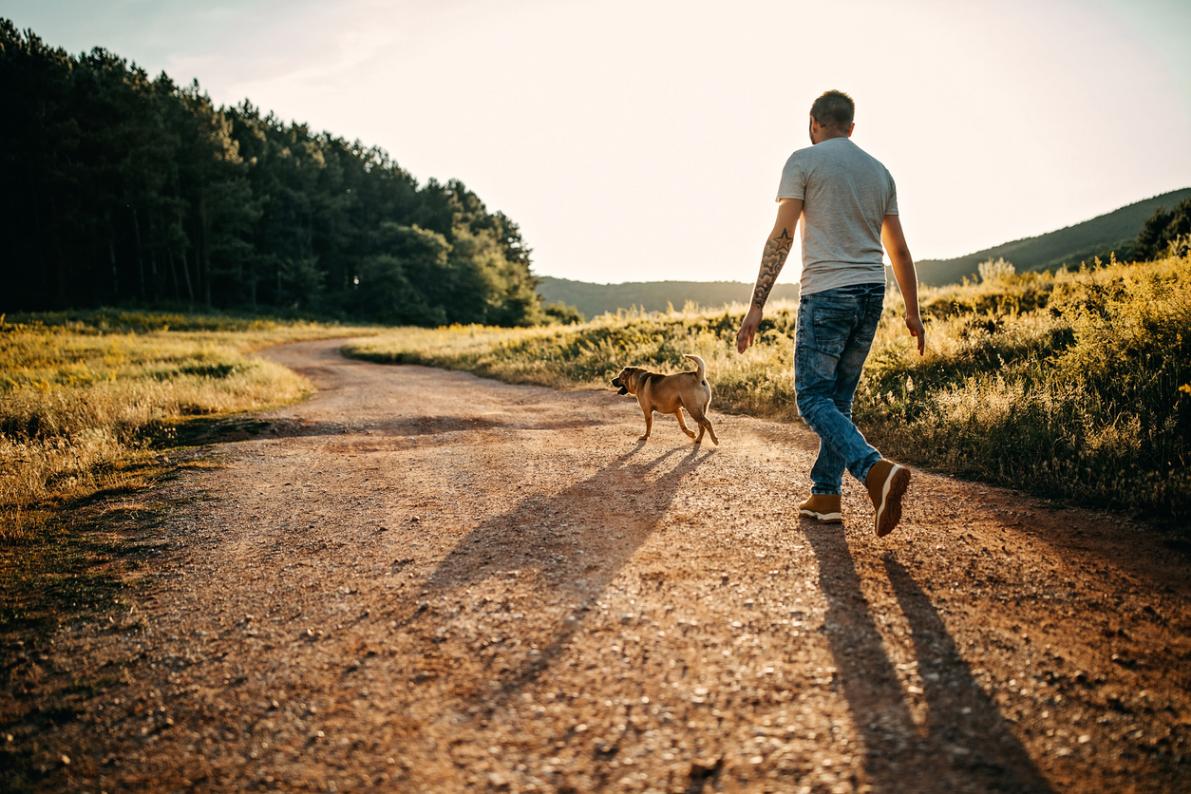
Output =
[
  {"x1": 906, "y1": 313, "x2": 926, "y2": 355},
  {"x1": 736, "y1": 306, "x2": 763, "y2": 353}
]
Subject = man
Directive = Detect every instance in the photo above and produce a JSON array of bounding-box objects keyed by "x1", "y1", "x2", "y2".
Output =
[{"x1": 736, "y1": 90, "x2": 925, "y2": 537}]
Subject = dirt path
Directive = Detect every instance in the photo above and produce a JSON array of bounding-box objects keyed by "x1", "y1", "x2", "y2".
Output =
[{"x1": 4, "y1": 338, "x2": 1188, "y2": 792}]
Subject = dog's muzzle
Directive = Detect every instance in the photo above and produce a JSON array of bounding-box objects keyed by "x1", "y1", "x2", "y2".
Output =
[{"x1": 611, "y1": 378, "x2": 628, "y2": 396}]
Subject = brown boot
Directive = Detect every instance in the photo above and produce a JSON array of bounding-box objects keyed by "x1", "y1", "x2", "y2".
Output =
[
  {"x1": 865, "y1": 459, "x2": 911, "y2": 537},
  {"x1": 799, "y1": 494, "x2": 843, "y2": 523}
]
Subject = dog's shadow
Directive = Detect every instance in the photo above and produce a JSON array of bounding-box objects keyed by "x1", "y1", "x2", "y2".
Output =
[{"x1": 406, "y1": 442, "x2": 712, "y2": 714}]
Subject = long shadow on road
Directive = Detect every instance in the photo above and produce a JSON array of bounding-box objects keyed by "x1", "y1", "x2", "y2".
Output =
[
  {"x1": 406, "y1": 442, "x2": 713, "y2": 715},
  {"x1": 805, "y1": 523, "x2": 1052, "y2": 793},
  {"x1": 170, "y1": 414, "x2": 610, "y2": 446}
]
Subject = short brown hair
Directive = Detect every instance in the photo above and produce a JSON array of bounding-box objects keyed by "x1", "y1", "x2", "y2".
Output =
[{"x1": 810, "y1": 90, "x2": 855, "y2": 129}]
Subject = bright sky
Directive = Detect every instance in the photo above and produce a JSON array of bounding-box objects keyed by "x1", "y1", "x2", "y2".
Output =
[{"x1": 4, "y1": 0, "x2": 1190, "y2": 283}]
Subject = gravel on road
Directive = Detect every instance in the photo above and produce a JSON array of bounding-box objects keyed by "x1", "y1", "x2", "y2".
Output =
[{"x1": 3, "y1": 338, "x2": 1187, "y2": 792}]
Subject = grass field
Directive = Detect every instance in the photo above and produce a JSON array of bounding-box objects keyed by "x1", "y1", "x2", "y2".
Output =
[
  {"x1": 4, "y1": 256, "x2": 1186, "y2": 535},
  {"x1": 347, "y1": 253, "x2": 1191, "y2": 519},
  {"x1": 0, "y1": 310, "x2": 375, "y2": 539}
]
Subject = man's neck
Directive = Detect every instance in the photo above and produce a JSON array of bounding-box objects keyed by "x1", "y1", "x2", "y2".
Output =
[{"x1": 816, "y1": 131, "x2": 850, "y2": 144}]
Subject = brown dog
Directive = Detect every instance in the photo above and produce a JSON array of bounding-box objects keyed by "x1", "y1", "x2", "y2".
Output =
[{"x1": 611, "y1": 354, "x2": 719, "y2": 445}]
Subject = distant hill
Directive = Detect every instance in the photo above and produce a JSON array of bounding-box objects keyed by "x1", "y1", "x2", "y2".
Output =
[
  {"x1": 915, "y1": 188, "x2": 1191, "y2": 285},
  {"x1": 537, "y1": 278, "x2": 801, "y2": 319},
  {"x1": 537, "y1": 188, "x2": 1191, "y2": 313}
]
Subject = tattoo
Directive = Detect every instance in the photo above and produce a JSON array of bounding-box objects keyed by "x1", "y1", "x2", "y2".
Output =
[{"x1": 750, "y1": 228, "x2": 793, "y2": 310}]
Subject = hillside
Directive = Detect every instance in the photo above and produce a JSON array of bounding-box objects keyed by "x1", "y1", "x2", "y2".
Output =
[
  {"x1": 916, "y1": 188, "x2": 1191, "y2": 285},
  {"x1": 538, "y1": 277, "x2": 801, "y2": 319}
]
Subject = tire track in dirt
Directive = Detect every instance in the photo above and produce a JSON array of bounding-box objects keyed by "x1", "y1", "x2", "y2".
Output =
[{"x1": 3, "y1": 338, "x2": 1187, "y2": 792}]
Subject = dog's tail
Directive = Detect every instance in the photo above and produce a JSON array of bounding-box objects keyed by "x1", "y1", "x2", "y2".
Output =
[{"x1": 684, "y1": 354, "x2": 707, "y2": 381}]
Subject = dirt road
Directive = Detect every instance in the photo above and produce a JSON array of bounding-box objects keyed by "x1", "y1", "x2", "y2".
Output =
[{"x1": 4, "y1": 338, "x2": 1188, "y2": 792}]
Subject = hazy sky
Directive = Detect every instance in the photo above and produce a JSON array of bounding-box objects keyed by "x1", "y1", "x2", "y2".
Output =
[{"x1": 4, "y1": 0, "x2": 1189, "y2": 283}]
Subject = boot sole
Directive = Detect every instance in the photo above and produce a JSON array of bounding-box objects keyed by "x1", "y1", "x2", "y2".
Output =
[
  {"x1": 800, "y1": 509, "x2": 843, "y2": 524},
  {"x1": 874, "y1": 465, "x2": 911, "y2": 537}
]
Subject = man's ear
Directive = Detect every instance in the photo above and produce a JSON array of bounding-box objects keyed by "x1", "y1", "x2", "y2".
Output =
[{"x1": 846, "y1": 121, "x2": 855, "y2": 137}]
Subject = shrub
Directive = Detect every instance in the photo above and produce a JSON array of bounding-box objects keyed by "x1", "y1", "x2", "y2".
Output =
[{"x1": 977, "y1": 257, "x2": 1016, "y2": 284}]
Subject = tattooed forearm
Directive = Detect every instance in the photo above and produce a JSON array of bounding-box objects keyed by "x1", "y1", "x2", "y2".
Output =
[{"x1": 750, "y1": 229, "x2": 793, "y2": 310}]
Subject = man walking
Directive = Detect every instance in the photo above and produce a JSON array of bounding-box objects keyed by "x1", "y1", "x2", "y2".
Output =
[{"x1": 736, "y1": 90, "x2": 925, "y2": 537}]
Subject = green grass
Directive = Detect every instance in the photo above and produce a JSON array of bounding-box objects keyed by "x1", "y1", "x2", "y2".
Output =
[{"x1": 347, "y1": 254, "x2": 1191, "y2": 518}]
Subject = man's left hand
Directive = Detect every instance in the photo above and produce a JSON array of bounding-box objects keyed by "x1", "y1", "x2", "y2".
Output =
[{"x1": 906, "y1": 313, "x2": 926, "y2": 356}]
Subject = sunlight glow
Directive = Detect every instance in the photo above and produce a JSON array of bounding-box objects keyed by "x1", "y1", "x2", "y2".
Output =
[{"x1": 5, "y1": 0, "x2": 1189, "y2": 283}]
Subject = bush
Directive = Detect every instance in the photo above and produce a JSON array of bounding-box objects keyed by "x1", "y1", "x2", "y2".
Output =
[
  {"x1": 977, "y1": 257, "x2": 1016, "y2": 284},
  {"x1": 542, "y1": 302, "x2": 585, "y2": 325}
]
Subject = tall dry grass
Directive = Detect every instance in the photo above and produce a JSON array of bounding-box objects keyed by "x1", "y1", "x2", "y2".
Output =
[
  {"x1": 0, "y1": 311, "x2": 374, "y2": 537},
  {"x1": 347, "y1": 254, "x2": 1191, "y2": 518}
]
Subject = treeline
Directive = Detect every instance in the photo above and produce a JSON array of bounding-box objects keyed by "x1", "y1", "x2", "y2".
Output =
[
  {"x1": 537, "y1": 276, "x2": 803, "y2": 319},
  {"x1": 1137, "y1": 197, "x2": 1191, "y2": 261},
  {"x1": 0, "y1": 20, "x2": 550, "y2": 326}
]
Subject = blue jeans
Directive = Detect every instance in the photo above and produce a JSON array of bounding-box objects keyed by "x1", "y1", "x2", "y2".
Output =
[{"x1": 795, "y1": 283, "x2": 885, "y2": 495}]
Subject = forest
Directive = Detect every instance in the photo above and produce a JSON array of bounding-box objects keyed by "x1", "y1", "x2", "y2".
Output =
[{"x1": 0, "y1": 20, "x2": 548, "y2": 326}]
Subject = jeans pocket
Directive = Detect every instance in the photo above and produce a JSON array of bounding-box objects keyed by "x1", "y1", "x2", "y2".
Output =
[{"x1": 807, "y1": 302, "x2": 854, "y2": 358}]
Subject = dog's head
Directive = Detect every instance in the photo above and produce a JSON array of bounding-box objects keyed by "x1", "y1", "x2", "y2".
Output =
[{"x1": 610, "y1": 366, "x2": 644, "y2": 396}]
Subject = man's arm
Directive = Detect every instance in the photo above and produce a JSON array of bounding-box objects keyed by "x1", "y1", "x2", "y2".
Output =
[
  {"x1": 881, "y1": 214, "x2": 926, "y2": 356},
  {"x1": 736, "y1": 198, "x2": 802, "y2": 353}
]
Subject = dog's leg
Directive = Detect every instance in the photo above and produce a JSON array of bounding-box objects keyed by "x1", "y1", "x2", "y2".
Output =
[
  {"x1": 675, "y1": 408, "x2": 697, "y2": 440},
  {"x1": 686, "y1": 404, "x2": 718, "y2": 446},
  {"x1": 702, "y1": 417, "x2": 720, "y2": 445},
  {"x1": 699, "y1": 395, "x2": 720, "y2": 445},
  {"x1": 681, "y1": 397, "x2": 704, "y2": 443},
  {"x1": 639, "y1": 406, "x2": 653, "y2": 441}
]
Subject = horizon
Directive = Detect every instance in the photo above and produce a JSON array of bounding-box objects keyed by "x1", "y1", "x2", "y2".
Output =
[
  {"x1": 5, "y1": 0, "x2": 1189, "y2": 284},
  {"x1": 542, "y1": 185, "x2": 1190, "y2": 285}
]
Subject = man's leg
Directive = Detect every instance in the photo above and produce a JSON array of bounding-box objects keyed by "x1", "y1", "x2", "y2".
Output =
[
  {"x1": 798, "y1": 310, "x2": 848, "y2": 520},
  {"x1": 832, "y1": 284, "x2": 914, "y2": 537},
  {"x1": 809, "y1": 438, "x2": 846, "y2": 495},
  {"x1": 807, "y1": 331, "x2": 875, "y2": 495},
  {"x1": 830, "y1": 283, "x2": 884, "y2": 452},
  {"x1": 795, "y1": 287, "x2": 882, "y2": 485}
]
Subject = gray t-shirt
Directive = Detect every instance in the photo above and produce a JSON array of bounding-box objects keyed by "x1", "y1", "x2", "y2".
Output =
[{"x1": 775, "y1": 137, "x2": 897, "y2": 295}]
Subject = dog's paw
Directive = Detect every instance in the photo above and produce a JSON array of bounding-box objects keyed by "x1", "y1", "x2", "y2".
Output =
[{"x1": 637, "y1": 435, "x2": 649, "y2": 442}]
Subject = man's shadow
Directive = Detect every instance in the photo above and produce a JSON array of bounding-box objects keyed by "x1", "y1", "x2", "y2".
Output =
[
  {"x1": 404, "y1": 442, "x2": 713, "y2": 714},
  {"x1": 805, "y1": 524, "x2": 1053, "y2": 793}
]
